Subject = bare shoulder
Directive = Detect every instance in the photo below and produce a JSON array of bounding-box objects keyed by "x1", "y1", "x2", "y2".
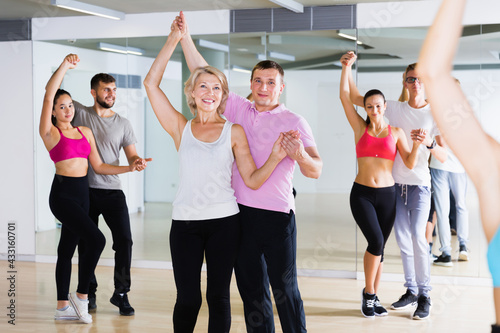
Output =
[{"x1": 78, "y1": 126, "x2": 93, "y2": 139}]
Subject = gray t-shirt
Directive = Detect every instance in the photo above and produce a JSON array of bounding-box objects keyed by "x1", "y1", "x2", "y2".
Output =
[{"x1": 72, "y1": 101, "x2": 137, "y2": 190}]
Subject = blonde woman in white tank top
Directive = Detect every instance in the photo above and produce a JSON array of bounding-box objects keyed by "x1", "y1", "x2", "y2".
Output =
[{"x1": 144, "y1": 24, "x2": 287, "y2": 332}]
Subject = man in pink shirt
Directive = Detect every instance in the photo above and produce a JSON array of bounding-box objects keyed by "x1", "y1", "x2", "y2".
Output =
[{"x1": 176, "y1": 12, "x2": 322, "y2": 333}]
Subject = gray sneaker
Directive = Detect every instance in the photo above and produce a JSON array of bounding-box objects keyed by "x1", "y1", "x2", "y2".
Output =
[
  {"x1": 69, "y1": 292, "x2": 92, "y2": 324},
  {"x1": 54, "y1": 305, "x2": 78, "y2": 321},
  {"x1": 390, "y1": 289, "x2": 418, "y2": 310},
  {"x1": 413, "y1": 295, "x2": 431, "y2": 320}
]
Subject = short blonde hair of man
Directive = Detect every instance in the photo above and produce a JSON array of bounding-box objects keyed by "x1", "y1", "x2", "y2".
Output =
[{"x1": 184, "y1": 66, "x2": 229, "y2": 116}]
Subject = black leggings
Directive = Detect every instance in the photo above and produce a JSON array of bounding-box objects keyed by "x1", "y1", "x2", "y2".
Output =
[
  {"x1": 350, "y1": 183, "x2": 396, "y2": 262},
  {"x1": 170, "y1": 214, "x2": 240, "y2": 333},
  {"x1": 49, "y1": 175, "x2": 106, "y2": 300}
]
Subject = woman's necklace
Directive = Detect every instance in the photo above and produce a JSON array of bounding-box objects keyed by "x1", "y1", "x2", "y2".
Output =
[{"x1": 374, "y1": 125, "x2": 387, "y2": 137}]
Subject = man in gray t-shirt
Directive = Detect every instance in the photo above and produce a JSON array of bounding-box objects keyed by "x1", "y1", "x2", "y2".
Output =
[{"x1": 72, "y1": 73, "x2": 151, "y2": 316}]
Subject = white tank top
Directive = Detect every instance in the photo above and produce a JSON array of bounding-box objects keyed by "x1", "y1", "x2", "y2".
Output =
[{"x1": 172, "y1": 119, "x2": 239, "y2": 221}]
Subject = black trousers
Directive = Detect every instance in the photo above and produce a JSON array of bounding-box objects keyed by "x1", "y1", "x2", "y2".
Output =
[
  {"x1": 50, "y1": 175, "x2": 106, "y2": 300},
  {"x1": 78, "y1": 188, "x2": 133, "y2": 294},
  {"x1": 349, "y1": 182, "x2": 396, "y2": 261},
  {"x1": 234, "y1": 204, "x2": 306, "y2": 333},
  {"x1": 170, "y1": 214, "x2": 240, "y2": 333}
]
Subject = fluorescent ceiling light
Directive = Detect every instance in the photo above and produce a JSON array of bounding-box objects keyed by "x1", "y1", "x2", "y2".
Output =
[
  {"x1": 257, "y1": 54, "x2": 267, "y2": 61},
  {"x1": 338, "y1": 32, "x2": 364, "y2": 45},
  {"x1": 198, "y1": 39, "x2": 229, "y2": 52},
  {"x1": 98, "y1": 42, "x2": 144, "y2": 56},
  {"x1": 268, "y1": 0, "x2": 304, "y2": 13},
  {"x1": 269, "y1": 51, "x2": 295, "y2": 62},
  {"x1": 51, "y1": 0, "x2": 125, "y2": 20},
  {"x1": 232, "y1": 65, "x2": 251, "y2": 74}
]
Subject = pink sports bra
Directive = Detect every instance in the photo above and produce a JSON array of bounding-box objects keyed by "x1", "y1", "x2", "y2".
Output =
[
  {"x1": 49, "y1": 127, "x2": 91, "y2": 164},
  {"x1": 356, "y1": 125, "x2": 397, "y2": 161}
]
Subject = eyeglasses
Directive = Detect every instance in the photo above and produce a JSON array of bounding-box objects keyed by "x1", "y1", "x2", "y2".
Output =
[{"x1": 405, "y1": 77, "x2": 421, "y2": 84}]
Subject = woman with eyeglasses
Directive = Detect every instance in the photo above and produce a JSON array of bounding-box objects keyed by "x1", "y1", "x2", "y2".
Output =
[
  {"x1": 418, "y1": 0, "x2": 500, "y2": 331},
  {"x1": 339, "y1": 52, "x2": 422, "y2": 318},
  {"x1": 343, "y1": 51, "x2": 447, "y2": 320}
]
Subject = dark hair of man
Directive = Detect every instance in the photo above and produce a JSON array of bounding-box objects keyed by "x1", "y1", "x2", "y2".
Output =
[
  {"x1": 251, "y1": 60, "x2": 285, "y2": 84},
  {"x1": 91, "y1": 73, "x2": 116, "y2": 91},
  {"x1": 363, "y1": 89, "x2": 386, "y2": 125}
]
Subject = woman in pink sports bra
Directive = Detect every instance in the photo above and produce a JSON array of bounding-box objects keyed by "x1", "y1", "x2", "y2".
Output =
[
  {"x1": 339, "y1": 53, "x2": 422, "y2": 318},
  {"x1": 39, "y1": 54, "x2": 143, "y2": 324}
]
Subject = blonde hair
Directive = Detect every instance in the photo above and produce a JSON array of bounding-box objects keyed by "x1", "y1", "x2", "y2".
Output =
[
  {"x1": 184, "y1": 66, "x2": 229, "y2": 116},
  {"x1": 398, "y1": 63, "x2": 417, "y2": 102}
]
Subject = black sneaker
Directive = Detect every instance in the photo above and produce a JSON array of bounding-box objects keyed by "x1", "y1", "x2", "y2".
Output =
[
  {"x1": 361, "y1": 288, "x2": 375, "y2": 318},
  {"x1": 374, "y1": 296, "x2": 388, "y2": 316},
  {"x1": 459, "y1": 244, "x2": 469, "y2": 261},
  {"x1": 390, "y1": 289, "x2": 418, "y2": 310},
  {"x1": 492, "y1": 324, "x2": 500, "y2": 333},
  {"x1": 433, "y1": 253, "x2": 453, "y2": 267},
  {"x1": 88, "y1": 292, "x2": 97, "y2": 311},
  {"x1": 110, "y1": 292, "x2": 135, "y2": 316},
  {"x1": 413, "y1": 295, "x2": 431, "y2": 320}
]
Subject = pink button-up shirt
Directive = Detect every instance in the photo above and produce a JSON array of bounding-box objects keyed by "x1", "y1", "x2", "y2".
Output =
[{"x1": 224, "y1": 92, "x2": 316, "y2": 213}]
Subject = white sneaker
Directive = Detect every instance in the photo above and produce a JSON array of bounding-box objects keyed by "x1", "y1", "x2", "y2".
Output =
[
  {"x1": 54, "y1": 305, "x2": 78, "y2": 320},
  {"x1": 69, "y1": 292, "x2": 92, "y2": 324}
]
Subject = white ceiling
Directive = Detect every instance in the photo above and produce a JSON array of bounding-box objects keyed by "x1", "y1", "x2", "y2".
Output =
[{"x1": 0, "y1": 0, "x2": 421, "y2": 19}]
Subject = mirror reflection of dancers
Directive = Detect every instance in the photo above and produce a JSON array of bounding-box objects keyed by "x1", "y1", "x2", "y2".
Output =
[
  {"x1": 39, "y1": 54, "x2": 143, "y2": 324},
  {"x1": 339, "y1": 53, "x2": 421, "y2": 318}
]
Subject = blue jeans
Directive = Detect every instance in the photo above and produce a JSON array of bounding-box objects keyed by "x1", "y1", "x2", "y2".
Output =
[
  {"x1": 234, "y1": 204, "x2": 306, "y2": 333},
  {"x1": 393, "y1": 184, "x2": 432, "y2": 297},
  {"x1": 430, "y1": 168, "x2": 469, "y2": 255}
]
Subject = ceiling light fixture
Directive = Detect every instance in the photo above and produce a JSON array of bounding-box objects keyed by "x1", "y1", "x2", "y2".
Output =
[
  {"x1": 268, "y1": 0, "x2": 304, "y2": 13},
  {"x1": 98, "y1": 43, "x2": 144, "y2": 56},
  {"x1": 269, "y1": 51, "x2": 295, "y2": 62},
  {"x1": 51, "y1": 0, "x2": 125, "y2": 20},
  {"x1": 198, "y1": 39, "x2": 229, "y2": 52},
  {"x1": 232, "y1": 65, "x2": 252, "y2": 74},
  {"x1": 338, "y1": 32, "x2": 364, "y2": 45}
]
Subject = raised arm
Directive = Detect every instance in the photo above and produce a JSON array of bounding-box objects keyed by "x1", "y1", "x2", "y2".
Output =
[
  {"x1": 339, "y1": 52, "x2": 366, "y2": 135},
  {"x1": 143, "y1": 24, "x2": 187, "y2": 150},
  {"x1": 39, "y1": 54, "x2": 79, "y2": 140},
  {"x1": 340, "y1": 52, "x2": 364, "y2": 107},
  {"x1": 393, "y1": 127, "x2": 421, "y2": 170},
  {"x1": 417, "y1": 0, "x2": 500, "y2": 239},
  {"x1": 232, "y1": 125, "x2": 286, "y2": 189},
  {"x1": 176, "y1": 11, "x2": 209, "y2": 72}
]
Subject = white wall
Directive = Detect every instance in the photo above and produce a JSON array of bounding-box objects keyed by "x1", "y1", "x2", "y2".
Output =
[{"x1": 0, "y1": 41, "x2": 36, "y2": 258}]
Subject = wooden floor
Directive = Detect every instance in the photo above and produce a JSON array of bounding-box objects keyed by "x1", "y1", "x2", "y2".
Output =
[{"x1": 0, "y1": 261, "x2": 495, "y2": 333}]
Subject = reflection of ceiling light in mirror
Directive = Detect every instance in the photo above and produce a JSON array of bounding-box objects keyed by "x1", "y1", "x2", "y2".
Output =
[
  {"x1": 257, "y1": 54, "x2": 267, "y2": 61},
  {"x1": 338, "y1": 32, "x2": 363, "y2": 45},
  {"x1": 98, "y1": 43, "x2": 144, "y2": 55},
  {"x1": 268, "y1": 0, "x2": 304, "y2": 13},
  {"x1": 232, "y1": 65, "x2": 251, "y2": 74},
  {"x1": 237, "y1": 48, "x2": 249, "y2": 52},
  {"x1": 269, "y1": 51, "x2": 295, "y2": 62},
  {"x1": 51, "y1": 0, "x2": 125, "y2": 20},
  {"x1": 198, "y1": 39, "x2": 229, "y2": 52}
]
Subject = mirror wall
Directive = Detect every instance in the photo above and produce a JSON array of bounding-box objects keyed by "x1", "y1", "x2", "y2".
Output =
[{"x1": 34, "y1": 22, "x2": 499, "y2": 279}]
